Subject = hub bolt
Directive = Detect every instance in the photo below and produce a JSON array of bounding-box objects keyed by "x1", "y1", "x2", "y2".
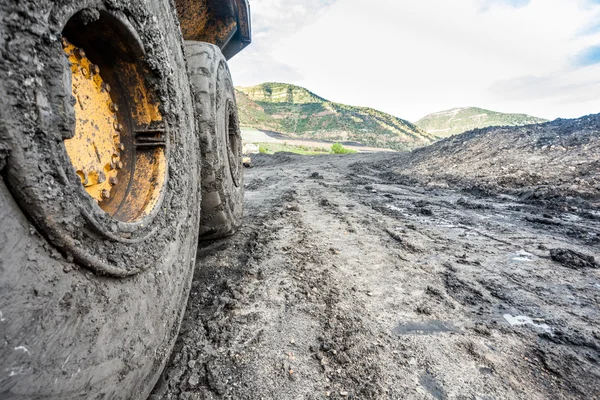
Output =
[
  {"x1": 77, "y1": 170, "x2": 89, "y2": 186},
  {"x1": 109, "y1": 102, "x2": 119, "y2": 112},
  {"x1": 116, "y1": 161, "x2": 123, "y2": 170},
  {"x1": 109, "y1": 177, "x2": 119, "y2": 186},
  {"x1": 101, "y1": 189, "x2": 110, "y2": 200},
  {"x1": 90, "y1": 64, "x2": 100, "y2": 75},
  {"x1": 102, "y1": 82, "x2": 111, "y2": 93}
]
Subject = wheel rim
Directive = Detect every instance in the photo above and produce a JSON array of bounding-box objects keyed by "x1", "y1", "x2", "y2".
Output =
[{"x1": 62, "y1": 13, "x2": 169, "y2": 223}]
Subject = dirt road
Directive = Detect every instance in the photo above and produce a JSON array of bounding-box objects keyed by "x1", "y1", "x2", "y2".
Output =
[
  {"x1": 153, "y1": 140, "x2": 599, "y2": 400},
  {"x1": 241, "y1": 128, "x2": 396, "y2": 153}
]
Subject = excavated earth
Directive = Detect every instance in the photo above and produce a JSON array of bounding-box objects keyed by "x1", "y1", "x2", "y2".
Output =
[{"x1": 152, "y1": 114, "x2": 600, "y2": 400}]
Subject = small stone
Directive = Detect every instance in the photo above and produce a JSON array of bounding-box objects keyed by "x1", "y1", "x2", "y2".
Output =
[
  {"x1": 188, "y1": 372, "x2": 200, "y2": 388},
  {"x1": 340, "y1": 390, "x2": 349, "y2": 396}
]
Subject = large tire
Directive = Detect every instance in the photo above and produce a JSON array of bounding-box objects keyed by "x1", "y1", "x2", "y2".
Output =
[
  {"x1": 185, "y1": 42, "x2": 244, "y2": 240},
  {"x1": 0, "y1": 1, "x2": 200, "y2": 399}
]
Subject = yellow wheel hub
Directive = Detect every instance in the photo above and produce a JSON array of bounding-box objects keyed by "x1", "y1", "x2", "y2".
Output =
[{"x1": 62, "y1": 38, "x2": 123, "y2": 203}]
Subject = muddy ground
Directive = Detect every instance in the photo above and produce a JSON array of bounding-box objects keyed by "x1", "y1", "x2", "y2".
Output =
[{"x1": 152, "y1": 116, "x2": 600, "y2": 400}]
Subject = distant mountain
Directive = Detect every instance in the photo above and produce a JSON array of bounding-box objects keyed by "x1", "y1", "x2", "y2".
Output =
[
  {"x1": 415, "y1": 107, "x2": 548, "y2": 138},
  {"x1": 235, "y1": 83, "x2": 436, "y2": 152}
]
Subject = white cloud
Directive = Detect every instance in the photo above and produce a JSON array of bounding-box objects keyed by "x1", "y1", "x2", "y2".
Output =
[
  {"x1": 229, "y1": 0, "x2": 336, "y2": 84},
  {"x1": 230, "y1": 0, "x2": 600, "y2": 121}
]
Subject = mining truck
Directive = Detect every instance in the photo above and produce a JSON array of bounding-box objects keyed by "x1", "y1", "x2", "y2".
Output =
[{"x1": 0, "y1": 0, "x2": 250, "y2": 398}]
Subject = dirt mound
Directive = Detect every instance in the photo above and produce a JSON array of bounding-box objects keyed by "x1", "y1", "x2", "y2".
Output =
[
  {"x1": 368, "y1": 113, "x2": 600, "y2": 213},
  {"x1": 249, "y1": 152, "x2": 310, "y2": 167}
]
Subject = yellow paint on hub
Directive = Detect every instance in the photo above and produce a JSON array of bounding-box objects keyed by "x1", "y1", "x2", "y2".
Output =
[{"x1": 62, "y1": 39, "x2": 121, "y2": 203}]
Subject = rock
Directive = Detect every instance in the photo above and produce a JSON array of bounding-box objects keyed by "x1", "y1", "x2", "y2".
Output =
[
  {"x1": 188, "y1": 372, "x2": 200, "y2": 388},
  {"x1": 550, "y1": 248, "x2": 598, "y2": 269},
  {"x1": 340, "y1": 390, "x2": 349, "y2": 397}
]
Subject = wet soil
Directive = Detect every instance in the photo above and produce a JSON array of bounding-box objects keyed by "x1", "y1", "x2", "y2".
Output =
[{"x1": 154, "y1": 115, "x2": 600, "y2": 400}]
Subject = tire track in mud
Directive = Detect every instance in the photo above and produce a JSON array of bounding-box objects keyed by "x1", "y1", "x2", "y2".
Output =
[
  {"x1": 155, "y1": 153, "x2": 600, "y2": 400},
  {"x1": 154, "y1": 171, "x2": 388, "y2": 399}
]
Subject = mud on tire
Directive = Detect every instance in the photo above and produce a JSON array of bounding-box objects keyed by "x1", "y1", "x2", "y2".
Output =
[
  {"x1": 185, "y1": 41, "x2": 244, "y2": 240},
  {"x1": 0, "y1": 1, "x2": 200, "y2": 398}
]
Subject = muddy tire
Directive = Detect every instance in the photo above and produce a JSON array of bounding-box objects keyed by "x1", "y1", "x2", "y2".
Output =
[
  {"x1": 185, "y1": 42, "x2": 244, "y2": 240},
  {"x1": 0, "y1": 1, "x2": 199, "y2": 399}
]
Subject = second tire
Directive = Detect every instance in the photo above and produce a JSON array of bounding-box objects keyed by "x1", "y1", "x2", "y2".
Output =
[{"x1": 185, "y1": 41, "x2": 244, "y2": 240}]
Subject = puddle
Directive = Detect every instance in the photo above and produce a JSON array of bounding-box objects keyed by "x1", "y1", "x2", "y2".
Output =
[
  {"x1": 437, "y1": 223, "x2": 458, "y2": 228},
  {"x1": 509, "y1": 250, "x2": 536, "y2": 262},
  {"x1": 503, "y1": 314, "x2": 552, "y2": 335},
  {"x1": 393, "y1": 320, "x2": 459, "y2": 335}
]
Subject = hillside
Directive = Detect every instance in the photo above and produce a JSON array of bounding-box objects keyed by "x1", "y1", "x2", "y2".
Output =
[
  {"x1": 235, "y1": 83, "x2": 436, "y2": 151},
  {"x1": 415, "y1": 107, "x2": 548, "y2": 138}
]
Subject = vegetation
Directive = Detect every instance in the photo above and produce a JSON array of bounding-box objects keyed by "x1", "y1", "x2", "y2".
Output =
[
  {"x1": 330, "y1": 143, "x2": 356, "y2": 154},
  {"x1": 235, "y1": 83, "x2": 436, "y2": 152},
  {"x1": 255, "y1": 142, "x2": 330, "y2": 156},
  {"x1": 415, "y1": 107, "x2": 548, "y2": 138}
]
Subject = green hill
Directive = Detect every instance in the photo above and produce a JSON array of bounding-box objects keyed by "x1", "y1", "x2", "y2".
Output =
[
  {"x1": 415, "y1": 107, "x2": 548, "y2": 138},
  {"x1": 235, "y1": 83, "x2": 436, "y2": 152}
]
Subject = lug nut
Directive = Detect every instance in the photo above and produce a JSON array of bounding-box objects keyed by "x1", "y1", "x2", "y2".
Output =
[
  {"x1": 90, "y1": 64, "x2": 100, "y2": 75},
  {"x1": 109, "y1": 177, "x2": 118, "y2": 186},
  {"x1": 113, "y1": 121, "x2": 121, "y2": 131},
  {"x1": 109, "y1": 102, "x2": 119, "y2": 112},
  {"x1": 97, "y1": 171, "x2": 106, "y2": 184},
  {"x1": 76, "y1": 170, "x2": 89, "y2": 186},
  {"x1": 102, "y1": 82, "x2": 111, "y2": 93},
  {"x1": 119, "y1": 143, "x2": 125, "y2": 151},
  {"x1": 101, "y1": 189, "x2": 110, "y2": 200},
  {"x1": 116, "y1": 161, "x2": 123, "y2": 170}
]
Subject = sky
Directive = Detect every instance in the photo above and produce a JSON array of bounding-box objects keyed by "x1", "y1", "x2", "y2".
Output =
[{"x1": 229, "y1": 0, "x2": 600, "y2": 121}]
